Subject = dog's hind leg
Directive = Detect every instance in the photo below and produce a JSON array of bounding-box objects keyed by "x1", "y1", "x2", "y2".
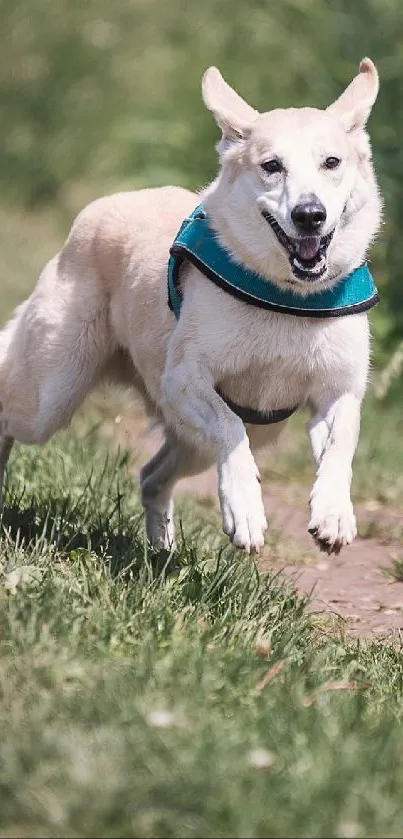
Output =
[
  {"x1": 1, "y1": 312, "x2": 115, "y2": 448},
  {"x1": 140, "y1": 437, "x2": 213, "y2": 549},
  {"x1": 30, "y1": 312, "x2": 114, "y2": 445},
  {"x1": 0, "y1": 436, "x2": 13, "y2": 510},
  {"x1": 140, "y1": 441, "x2": 176, "y2": 549},
  {"x1": 0, "y1": 243, "x2": 117, "y2": 448}
]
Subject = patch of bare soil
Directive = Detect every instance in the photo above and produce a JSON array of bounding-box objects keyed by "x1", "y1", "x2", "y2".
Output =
[
  {"x1": 102, "y1": 406, "x2": 403, "y2": 639},
  {"x1": 265, "y1": 488, "x2": 403, "y2": 639}
]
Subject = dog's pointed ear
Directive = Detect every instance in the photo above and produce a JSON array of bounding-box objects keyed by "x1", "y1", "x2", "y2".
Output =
[
  {"x1": 202, "y1": 67, "x2": 258, "y2": 144},
  {"x1": 327, "y1": 58, "x2": 379, "y2": 133}
]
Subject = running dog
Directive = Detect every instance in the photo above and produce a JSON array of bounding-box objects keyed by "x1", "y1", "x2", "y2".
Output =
[{"x1": 0, "y1": 58, "x2": 381, "y2": 554}]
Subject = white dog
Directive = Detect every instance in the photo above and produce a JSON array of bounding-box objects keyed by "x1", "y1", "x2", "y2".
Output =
[{"x1": 0, "y1": 58, "x2": 381, "y2": 555}]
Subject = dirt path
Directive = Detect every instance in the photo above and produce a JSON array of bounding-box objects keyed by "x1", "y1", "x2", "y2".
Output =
[
  {"x1": 102, "y1": 408, "x2": 403, "y2": 639},
  {"x1": 265, "y1": 488, "x2": 403, "y2": 638}
]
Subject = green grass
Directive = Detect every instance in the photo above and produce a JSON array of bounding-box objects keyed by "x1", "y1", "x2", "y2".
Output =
[
  {"x1": 1, "y1": 429, "x2": 403, "y2": 838},
  {"x1": 1, "y1": 200, "x2": 403, "y2": 837}
]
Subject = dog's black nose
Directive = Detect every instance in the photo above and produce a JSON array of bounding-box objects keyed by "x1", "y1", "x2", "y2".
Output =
[{"x1": 291, "y1": 198, "x2": 327, "y2": 233}]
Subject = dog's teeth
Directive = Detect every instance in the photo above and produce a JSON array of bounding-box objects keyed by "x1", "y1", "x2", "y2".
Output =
[
  {"x1": 294, "y1": 257, "x2": 324, "y2": 272},
  {"x1": 291, "y1": 253, "x2": 327, "y2": 281}
]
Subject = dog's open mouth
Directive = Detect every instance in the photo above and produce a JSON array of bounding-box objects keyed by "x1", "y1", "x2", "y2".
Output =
[{"x1": 262, "y1": 211, "x2": 334, "y2": 281}]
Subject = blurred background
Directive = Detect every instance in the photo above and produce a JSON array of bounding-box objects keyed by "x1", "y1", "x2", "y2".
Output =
[{"x1": 1, "y1": 0, "x2": 403, "y2": 392}]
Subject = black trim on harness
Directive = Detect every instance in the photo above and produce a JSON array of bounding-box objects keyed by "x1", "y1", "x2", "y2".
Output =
[
  {"x1": 169, "y1": 244, "x2": 379, "y2": 318},
  {"x1": 216, "y1": 388, "x2": 298, "y2": 425}
]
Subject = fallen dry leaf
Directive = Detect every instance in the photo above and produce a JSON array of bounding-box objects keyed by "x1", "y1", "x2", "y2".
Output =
[
  {"x1": 255, "y1": 660, "x2": 286, "y2": 690},
  {"x1": 303, "y1": 679, "x2": 371, "y2": 706}
]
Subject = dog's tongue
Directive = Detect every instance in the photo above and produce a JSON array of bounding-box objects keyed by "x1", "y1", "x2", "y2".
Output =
[{"x1": 295, "y1": 237, "x2": 321, "y2": 261}]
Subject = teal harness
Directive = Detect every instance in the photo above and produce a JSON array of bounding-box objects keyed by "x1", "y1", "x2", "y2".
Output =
[{"x1": 167, "y1": 205, "x2": 379, "y2": 425}]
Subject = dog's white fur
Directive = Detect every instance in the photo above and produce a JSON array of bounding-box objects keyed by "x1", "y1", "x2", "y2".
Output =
[{"x1": 0, "y1": 59, "x2": 381, "y2": 554}]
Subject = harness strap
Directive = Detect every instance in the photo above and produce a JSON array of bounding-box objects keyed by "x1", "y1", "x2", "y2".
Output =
[
  {"x1": 168, "y1": 205, "x2": 379, "y2": 318},
  {"x1": 216, "y1": 388, "x2": 297, "y2": 426},
  {"x1": 167, "y1": 204, "x2": 379, "y2": 426}
]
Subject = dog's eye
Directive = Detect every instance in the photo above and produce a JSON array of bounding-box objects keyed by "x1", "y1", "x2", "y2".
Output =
[
  {"x1": 324, "y1": 156, "x2": 341, "y2": 170},
  {"x1": 261, "y1": 159, "x2": 284, "y2": 175}
]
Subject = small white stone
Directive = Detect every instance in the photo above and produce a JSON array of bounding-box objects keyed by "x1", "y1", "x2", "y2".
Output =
[
  {"x1": 147, "y1": 709, "x2": 176, "y2": 729},
  {"x1": 337, "y1": 820, "x2": 361, "y2": 838},
  {"x1": 247, "y1": 748, "x2": 275, "y2": 768}
]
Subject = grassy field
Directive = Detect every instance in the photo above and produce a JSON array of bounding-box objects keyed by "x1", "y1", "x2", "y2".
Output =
[
  {"x1": 1, "y1": 430, "x2": 403, "y2": 839},
  {"x1": 2, "y1": 0, "x2": 403, "y2": 831},
  {"x1": 1, "y1": 204, "x2": 403, "y2": 837}
]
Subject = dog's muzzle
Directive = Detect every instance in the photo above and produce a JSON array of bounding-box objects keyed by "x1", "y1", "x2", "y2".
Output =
[{"x1": 261, "y1": 210, "x2": 334, "y2": 282}]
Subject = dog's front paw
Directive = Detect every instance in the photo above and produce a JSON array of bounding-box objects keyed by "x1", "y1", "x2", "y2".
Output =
[
  {"x1": 218, "y1": 444, "x2": 268, "y2": 554},
  {"x1": 308, "y1": 478, "x2": 357, "y2": 554}
]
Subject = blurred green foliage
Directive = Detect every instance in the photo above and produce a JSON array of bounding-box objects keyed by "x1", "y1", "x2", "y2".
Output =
[{"x1": 1, "y1": 0, "x2": 403, "y2": 344}]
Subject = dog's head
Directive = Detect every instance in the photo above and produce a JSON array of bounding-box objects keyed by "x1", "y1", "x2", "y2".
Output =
[{"x1": 202, "y1": 60, "x2": 381, "y2": 292}]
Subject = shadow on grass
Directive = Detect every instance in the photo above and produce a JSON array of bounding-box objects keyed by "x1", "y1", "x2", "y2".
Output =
[
  {"x1": 0, "y1": 491, "x2": 312, "y2": 657},
  {"x1": 0, "y1": 493, "x2": 186, "y2": 580},
  {"x1": 0, "y1": 472, "x2": 309, "y2": 629}
]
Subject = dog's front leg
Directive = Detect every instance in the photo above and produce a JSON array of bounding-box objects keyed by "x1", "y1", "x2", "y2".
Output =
[
  {"x1": 161, "y1": 359, "x2": 267, "y2": 553},
  {"x1": 307, "y1": 392, "x2": 361, "y2": 553}
]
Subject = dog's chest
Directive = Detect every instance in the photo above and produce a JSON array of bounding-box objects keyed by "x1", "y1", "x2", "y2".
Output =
[{"x1": 211, "y1": 310, "x2": 368, "y2": 410}]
